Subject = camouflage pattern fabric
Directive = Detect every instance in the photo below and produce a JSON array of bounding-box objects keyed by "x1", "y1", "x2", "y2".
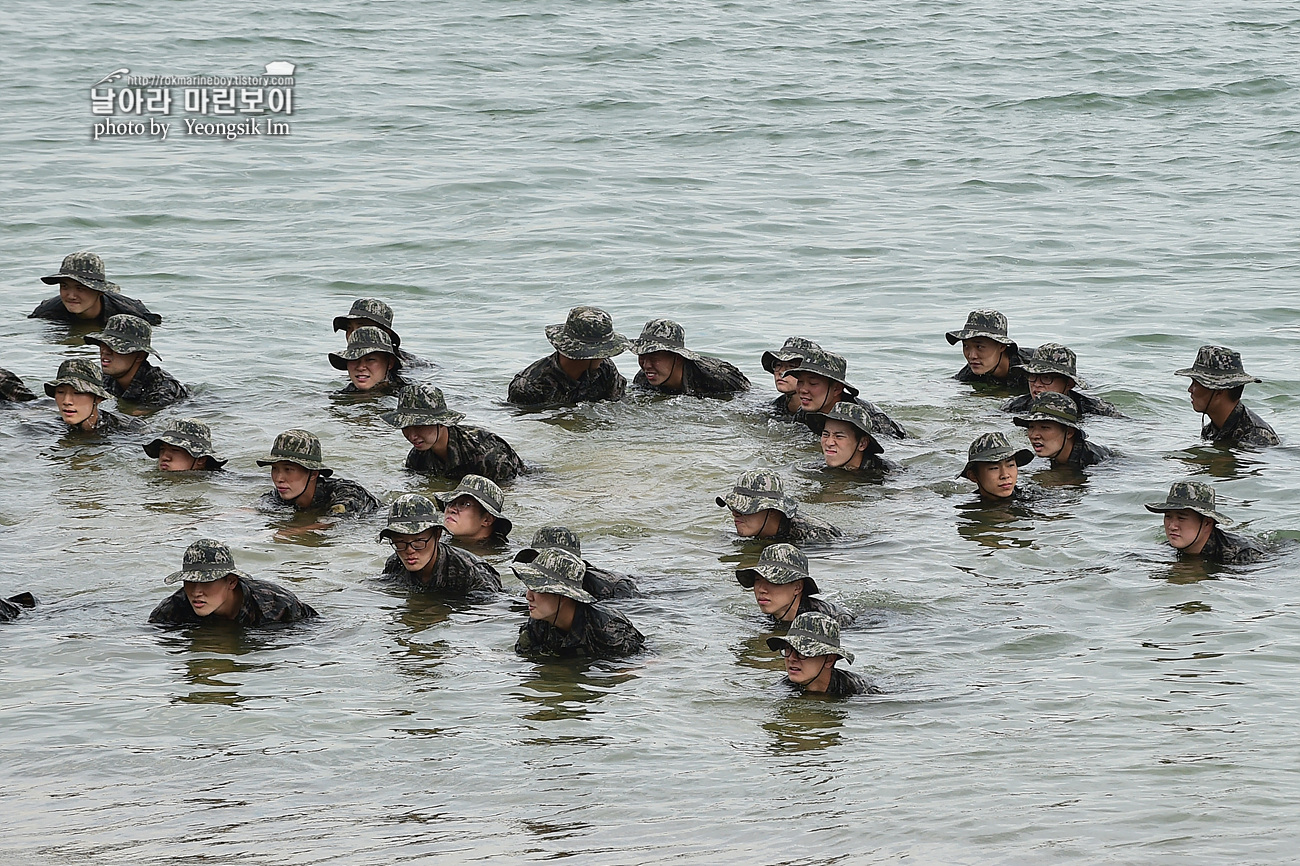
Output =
[
  {"x1": 404, "y1": 425, "x2": 526, "y2": 482},
  {"x1": 810, "y1": 453, "x2": 896, "y2": 476},
  {"x1": 954, "y1": 348, "x2": 1031, "y2": 392},
  {"x1": 143, "y1": 418, "x2": 226, "y2": 466},
  {"x1": 0, "y1": 368, "x2": 36, "y2": 402},
  {"x1": 257, "y1": 429, "x2": 332, "y2": 473},
  {"x1": 0, "y1": 593, "x2": 36, "y2": 623},
  {"x1": 1014, "y1": 342, "x2": 1078, "y2": 380},
  {"x1": 798, "y1": 395, "x2": 906, "y2": 440},
  {"x1": 761, "y1": 336, "x2": 821, "y2": 373},
  {"x1": 1001, "y1": 389, "x2": 1125, "y2": 419},
  {"x1": 515, "y1": 600, "x2": 645, "y2": 659},
  {"x1": 41, "y1": 252, "x2": 120, "y2": 293},
  {"x1": 959, "y1": 432, "x2": 1034, "y2": 479},
  {"x1": 1144, "y1": 480, "x2": 1233, "y2": 526},
  {"x1": 102, "y1": 359, "x2": 189, "y2": 408},
  {"x1": 45, "y1": 358, "x2": 112, "y2": 400},
  {"x1": 822, "y1": 668, "x2": 878, "y2": 696},
  {"x1": 1202, "y1": 402, "x2": 1280, "y2": 447},
  {"x1": 148, "y1": 576, "x2": 319, "y2": 626},
  {"x1": 84, "y1": 314, "x2": 157, "y2": 356},
  {"x1": 29, "y1": 291, "x2": 162, "y2": 326},
  {"x1": 632, "y1": 355, "x2": 750, "y2": 398},
  {"x1": 766, "y1": 611, "x2": 854, "y2": 662},
  {"x1": 164, "y1": 539, "x2": 253, "y2": 584},
  {"x1": 260, "y1": 475, "x2": 380, "y2": 517},
  {"x1": 769, "y1": 394, "x2": 800, "y2": 418},
  {"x1": 71, "y1": 408, "x2": 146, "y2": 434},
  {"x1": 333, "y1": 298, "x2": 399, "y2": 344},
  {"x1": 1011, "y1": 391, "x2": 1084, "y2": 430},
  {"x1": 544, "y1": 306, "x2": 628, "y2": 360},
  {"x1": 1200, "y1": 527, "x2": 1269, "y2": 565},
  {"x1": 1175, "y1": 345, "x2": 1262, "y2": 389},
  {"x1": 776, "y1": 514, "x2": 843, "y2": 546},
  {"x1": 337, "y1": 373, "x2": 408, "y2": 396},
  {"x1": 508, "y1": 354, "x2": 627, "y2": 406},
  {"x1": 380, "y1": 542, "x2": 503, "y2": 596},
  {"x1": 627, "y1": 318, "x2": 701, "y2": 360},
  {"x1": 945, "y1": 309, "x2": 1015, "y2": 346},
  {"x1": 800, "y1": 594, "x2": 855, "y2": 628},
  {"x1": 1064, "y1": 432, "x2": 1113, "y2": 469},
  {"x1": 329, "y1": 326, "x2": 402, "y2": 370},
  {"x1": 582, "y1": 563, "x2": 641, "y2": 600}
]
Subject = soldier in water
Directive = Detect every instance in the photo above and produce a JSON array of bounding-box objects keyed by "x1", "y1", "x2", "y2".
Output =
[
  {"x1": 766, "y1": 612, "x2": 874, "y2": 696},
  {"x1": 44, "y1": 358, "x2": 145, "y2": 435},
  {"x1": 434, "y1": 474, "x2": 514, "y2": 546},
  {"x1": 508, "y1": 306, "x2": 629, "y2": 406},
  {"x1": 760, "y1": 336, "x2": 821, "y2": 418},
  {"x1": 1001, "y1": 342, "x2": 1124, "y2": 418},
  {"x1": 377, "y1": 494, "x2": 503, "y2": 596},
  {"x1": 735, "y1": 543, "x2": 854, "y2": 627},
  {"x1": 383, "y1": 384, "x2": 525, "y2": 482},
  {"x1": 84, "y1": 314, "x2": 189, "y2": 409},
  {"x1": 328, "y1": 326, "x2": 407, "y2": 395},
  {"x1": 513, "y1": 547, "x2": 645, "y2": 660},
  {"x1": 148, "y1": 539, "x2": 319, "y2": 626},
  {"x1": 946, "y1": 309, "x2": 1031, "y2": 393},
  {"x1": 958, "y1": 432, "x2": 1034, "y2": 501},
  {"x1": 808, "y1": 401, "x2": 895, "y2": 476},
  {"x1": 29, "y1": 252, "x2": 162, "y2": 326},
  {"x1": 143, "y1": 419, "x2": 227, "y2": 471},
  {"x1": 1175, "y1": 345, "x2": 1280, "y2": 447},
  {"x1": 1144, "y1": 481, "x2": 1268, "y2": 565},
  {"x1": 256, "y1": 429, "x2": 380, "y2": 518},
  {"x1": 333, "y1": 297, "x2": 429, "y2": 367},
  {"x1": 630, "y1": 319, "x2": 750, "y2": 398},
  {"x1": 716, "y1": 469, "x2": 842, "y2": 545},
  {"x1": 514, "y1": 526, "x2": 640, "y2": 600},
  {"x1": 0, "y1": 367, "x2": 37, "y2": 403},
  {"x1": 782, "y1": 347, "x2": 906, "y2": 438},
  {"x1": 1011, "y1": 392, "x2": 1113, "y2": 469}
]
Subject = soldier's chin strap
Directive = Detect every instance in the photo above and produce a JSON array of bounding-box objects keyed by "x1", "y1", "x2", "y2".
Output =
[
  {"x1": 1045, "y1": 428, "x2": 1073, "y2": 462},
  {"x1": 1173, "y1": 513, "x2": 1213, "y2": 551},
  {"x1": 286, "y1": 469, "x2": 317, "y2": 502},
  {"x1": 774, "y1": 581, "x2": 803, "y2": 621}
]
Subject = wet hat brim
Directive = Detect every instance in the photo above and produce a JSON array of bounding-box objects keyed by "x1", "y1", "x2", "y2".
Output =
[
  {"x1": 255, "y1": 456, "x2": 333, "y2": 477},
  {"x1": 761, "y1": 349, "x2": 806, "y2": 374},
  {"x1": 144, "y1": 434, "x2": 228, "y2": 467},
  {"x1": 810, "y1": 410, "x2": 883, "y2": 455},
  {"x1": 766, "y1": 633, "x2": 853, "y2": 665},
  {"x1": 84, "y1": 333, "x2": 158, "y2": 359},
  {"x1": 164, "y1": 566, "x2": 252, "y2": 585},
  {"x1": 379, "y1": 407, "x2": 465, "y2": 429},
  {"x1": 1014, "y1": 359, "x2": 1077, "y2": 383},
  {"x1": 627, "y1": 339, "x2": 702, "y2": 362},
  {"x1": 329, "y1": 348, "x2": 401, "y2": 372},
  {"x1": 958, "y1": 448, "x2": 1034, "y2": 479},
  {"x1": 544, "y1": 323, "x2": 629, "y2": 360},
  {"x1": 379, "y1": 520, "x2": 443, "y2": 539},
  {"x1": 1174, "y1": 368, "x2": 1261, "y2": 389},
  {"x1": 42, "y1": 273, "x2": 120, "y2": 294},
  {"x1": 435, "y1": 491, "x2": 512, "y2": 538},
  {"x1": 43, "y1": 376, "x2": 111, "y2": 401},
  {"x1": 332, "y1": 316, "x2": 402, "y2": 349},
  {"x1": 946, "y1": 329, "x2": 1016, "y2": 347},
  {"x1": 1144, "y1": 500, "x2": 1233, "y2": 527},
  {"x1": 512, "y1": 563, "x2": 596, "y2": 603},
  {"x1": 736, "y1": 564, "x2": 818, "y2": 595},
  {"x1": 1011, "y1": 412, "x2": 1081, "y2": 431},
  {"x1": 716, "y1": 492, "x2": 797, "y2": 518},
  {"x1": 781, "y1": 364, "x2": 861, "y2": 399}
]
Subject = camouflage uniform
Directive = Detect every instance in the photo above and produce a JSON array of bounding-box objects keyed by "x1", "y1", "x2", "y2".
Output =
[
  {"x1": 434, "y1": 474, "x2": 514, "y2": 540},
  {"x1": 512, "y1": 547, "x2": 645, "y2": 659},
  {"x1": 333, "y1": 298, "x2": 431, "y2": 367},
  {"x1": 0, "y1": 368, "x2": 36, "y2": 402},
  {"x1": 762, "y1": 337, "x2": 824, "y2": 419},
  {"x1": 737, "y1": 543, "x2": 854, "y2": 626},
  {"x1": 44, "y1": 358, "x2": 146, "y2": 434},
  {"x1": 144, "y1": 419, "x2": 227, "y2": 469},
  {"x1": 83, "y1": 315, "x2": 188, "y2": 407},
  {"x1": 515, "y1": 526, "x2": 640, "y2": 600},
  {"x1": 767, "y1": 612, "x2": 866, "y2": 695},
  {"x1": 30, "y1": 252, "x2": 162, "y2": 326},
  {"x1": 1002, "y1": 390, "x2": 1124, "y2": 418},
  {"x1": 381, "y1": 385, "x2": 525, "y2": 482},
  {"x1": 147, "y1": 539, "x2": 318, "y2": 626},
  {"x1": 1145, "y1": 480, "x2": 1268, "y2": 564},
  {"x1": 795, "y1": 396, "x2": 906, "y2": 439},
  {"x1": 1200, "y1": 527, "x2": 1269, "y2": 565},
  {"x1": 0, "y1": 593, "x2": 35, "y2": 622},
  {"x1": 256, "y1": 429, "x2": 380, "y2": 517},
  {"x1": 716, "y1": 469, "x2": 844, "y2": 546},
  {"x1": 946, "y1": 310, "x2": 1031, "y2": 391},
  {"x1": 1001, "y1": 343, "x2": 1124, "y2": 418},
  {"x1": 1064, "y1": 435, "x2": 1113, "y2": 469},
  {"x1": 81, "y1": 409, "x2": 145, "y2": 434},
  {"x1": 776, "y1": 514, "x2": 843, "y2": 545},
  {"x1": 1011, "y1": 392, "x2": 1113, "y2": 469},
  {"x1": 508, "y1": 307, "x2": 630, "y2": 406},
  {"x1": 629, "y1": 319, "x2": 751, "y2": 398},
  {"x1": 823, "y1": 668, "x2": 877, "y2": 696},
  {"x1": 1176, "y1": 345, "x2": 1280, "y2": 447},
  {"x1": 509, "y1": 354, "x2": 627, "y2": 405},
  {"x1": 380, "y1": 544, "x2": 503, "y2": 595},
  {"x1": 785, "y1": 349, "x2": 907, "y2": 439}
]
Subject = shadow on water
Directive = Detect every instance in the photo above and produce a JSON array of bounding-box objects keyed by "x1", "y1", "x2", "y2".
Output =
[
  {"x1": 1167, "y1": 446, "x2": 1266, "y2": 481},
  {"x1": 733, "y1": 631, "x2": 788, "y2": 673},
  {"x1": 155, "y1": 625, "x2": 288, "y2": 707},
  {"x1": 954, "y1": 497, "x2": 1035, "y2": 550},
  {"x1": 510, "y1": 662, "x2": 638, "y2": 724},
  {"x1": 764, "y1": 698, "x2": 848, "y2": 754}
]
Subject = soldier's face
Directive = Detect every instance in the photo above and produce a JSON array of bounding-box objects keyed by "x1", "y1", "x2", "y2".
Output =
[
  {"x1": 98, "y1": 346, "x2": 140, "y2": 378},
  {"x1": 526, "y1": 589, "x2": 562, "y2": 621},
  {"x1": 795, "y1": 372, "x2": 842, "y2": 413},
  {"x1": 403, "y1": 425, "x2": 444, "y2": 452},
  {"x1": 1188, "y1": 381, "x2": 1215, "y2": 413},
  {"x1": 1023, "y1": 421, "x2": 1069, "y2": 458},
  {"x1": 1164, "y1": 509, "x2": 1209, "y2": 550},
  {"x1": 730, "y1": 508, "x2": 774, "y2": 537},
  {"x1": 54, "y1": 385, "x2": 96, "y2": 426},
  {"x1": 752, "y1": 576, "x2": 802, "y2": 621},
  {"x1": 58, "y1": 280, "x2": 103, "y2": 319},
  {"x1": 1028, "y1": 373, "x2": 1071, "y2": 398},
  {"x1": 820, "y1": 419, "x2": 868, "y2": 467},
  {"x1": 970, "y1": 458, "x2": 1018, "y2": 498},
  {"x1": 962, "y1": 338, "x2": 1004, "y2": 374},
  {"x1": 772, "y1": 361, "x2": 797, "y2": 394},
  {"x1": 346, "y1": 353, "x2": 394, "y2": 391},
  {"x1": 271, "y1": 461, "x2": 312, "y2": 500},
  {"x1": 783, "y1": 648, "x2": 831, "y2": 685},
  {"x1": 638, "y1": 351, "x2": 677, "y2": 385},
  {"x1": 157, "y1": 444, "x2": 197, "y2": 471},
  {"x1": 183, "y1": 575, "x2": 238, "y2": 618},
  {"x1": 391, "y1": 529, "x2": 438, "y2": 571},
  {"x1": 442, "y1": 495, "x2": 494, "y2": 540}
]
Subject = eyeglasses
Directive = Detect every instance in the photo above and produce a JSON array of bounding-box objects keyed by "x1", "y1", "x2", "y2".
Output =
[
  {"x1": 388, "y1": 536, "x2": 433, "y2": 552},
  {"x1": 780, "y1": 648, "x2": 811, "y2": 661},
  {"x1": 1028, "y1": 374, "x2": 1062, "y2": 386}
]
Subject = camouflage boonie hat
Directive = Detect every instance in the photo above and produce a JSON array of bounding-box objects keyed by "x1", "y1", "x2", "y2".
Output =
[
  {"x1": 379, "y1": 493, "x2": 443, "y2": 539},
  {"x1": 1144, "y1": 481, "x2": 1234, "y2": 527},
  {"x1": 1015, "y1": 342, "x2": 1078, "y2": 383},
  {"x1": 44, "y1": 358, "x2": 111, "y2": 400},
  {"x1": 627, "y1": 319, "x2": 702, "y2": 361},
  {"x1": 761, "y1": 336, "x2": 822, "y2": 374},
  {"x1": 514, "y1": 525, "x2": 581, "y2": 564},
  {"x1": 736, "y1": 543, "x2": 820, "y2": 595},
  {"x1": 782, "y1": 348, "x2": 861, "y2": 399},
  {"x1": 716, "y1": 469, "x2": 798, "y2": 518},
  {"x1": 434, "y1": 474, "x2": 513, "y2": 538},
  {"x1": 143, "y1": 418, "x2": 228, "y2": 467},
  {"x1": 380, "y1": 385, "x2": 464, "y2": 429},
  {"x1": 958, "y1": 431, "x2": 1033, "y2": 479},
  {"x1": 1175, "y1": 345, "x2": 1261, "y2": 390},
  {"x1": 332, "y1": 298, "x2": 401, "y2": 348},
  {"x1": 41, "y1": 251, "x2": 120, "y2": 294},
  {"x1": 811, "y1": 401, "x2": 884, "y2": 455},
  {"x1": 164, "y1": 539, "x2": 253, "y2": 585},
  {"x1": 511, "y1": 547, "x2": 595, "y2": 604},
  {"x1": 544, "y1": 306, "x2": 628, "y2": 360},
  {"x1": 1011, "y1": 392, "x2": 1082, "y2": 431},
  {"x1": 945, "y1": 309, "x2": 1015, "y2": 347},
  {"x1": 328, "y1": 326, "x2": 402, "y2": 371},
  {"x1": 255, "y1": 429, "x2": 334, "y2": 476},
  {"x1": 84, "y1": 314, "x2": 158, "y2": 358},
  {"x1": 766, "y1": 611, "x2": 854, "y2": 665}
]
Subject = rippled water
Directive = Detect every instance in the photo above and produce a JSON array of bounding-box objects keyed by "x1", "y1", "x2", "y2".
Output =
[{"x1": 4, "y1": 0, "x2": 1300, "y2": 862}]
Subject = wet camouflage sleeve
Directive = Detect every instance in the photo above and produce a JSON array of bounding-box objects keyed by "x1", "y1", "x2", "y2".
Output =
[
  {"x1": 105, "y1": 361, "x2": 189, "y2": 408},
  {"x1": 0, "y1": 368, "x2": 36, "y2": 402},
  {"x1": 582, "y1": 563, "x2": 641, "y2": 600},
  {"x1": 683, "y1": 356, "x2": 750, "y2": 397},
  {"x1": 148, "y1": 589, "x2": 199, "y2": 624},
  {"x1": 1074, "y1": 391, "x2": 1126, "y2": 419},
  {"x1": 781, "y1": 514, "x2": 844, "y2": 546},
  {"x1": 380, "y1": 546, "x2": 503, "y2": 595},
  {"x1": 802, "y1": 594, "x2": 856, "y2": 628},
  {"x1": 769, "y1": 394, "x2": 798, "y2": 418},
  {"x1": 446, "y1": 426, "x2": 526, "y2": 482},
  {"x1": 825, "y1": 668, "x2": 878, "y2": 696},
  {"x1": 515, "y1": 601, "x2": 644, "y2": 659},
  {"x1": 239, "y1": 577, "x2": 319, "y2": 625},
  {"x1": 1207, "y1": 529, "x2": 1269, "y2": 565},
  {"x1": 1205, "y1": 404, "x2": 1281, "y2": 447},
  {"x1": 93, "y1": 410, "x2": 147, "y2": 434},
  {"x1": 320, "y1": 476, "x2": 381, "y2": 517},
  {"x1": 103, "y1": 293, "x2": 163, "y2": 326},
  {"x1": 508, "y1": 355, "x2": 626, "y2": 406}
]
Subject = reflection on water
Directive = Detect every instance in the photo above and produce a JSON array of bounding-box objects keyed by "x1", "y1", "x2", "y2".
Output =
[
  {"x1": 1168, "y1": 446, "x2": 1266, "y2": 481},
  {"x1": 1151, "y1": 557, "x2": 1217, "y2": 585},
  {"x1": 157, "y1": 624, "x2": 283, "y2": 706},
  {"x1": 732, "y1": 632, "x2": 786, "y2": 673},
  {"x1": 955, "y1": 498, "x2": 1035, "y2": 550},
  {"x1": 511, "y1": 662, "x2": 638, "y2": 724},
  {"x1": 764, "y1": 698, "x2": 848, "y2": 754}
]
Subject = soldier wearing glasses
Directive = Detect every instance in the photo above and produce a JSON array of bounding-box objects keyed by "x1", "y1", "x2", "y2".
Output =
[
  {"x1": 1001, "y1": 343, "x2": 1123, "y2": 418},
  {"x1": 378, "y1": 494, "x2": 503, "y2": 595}
]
